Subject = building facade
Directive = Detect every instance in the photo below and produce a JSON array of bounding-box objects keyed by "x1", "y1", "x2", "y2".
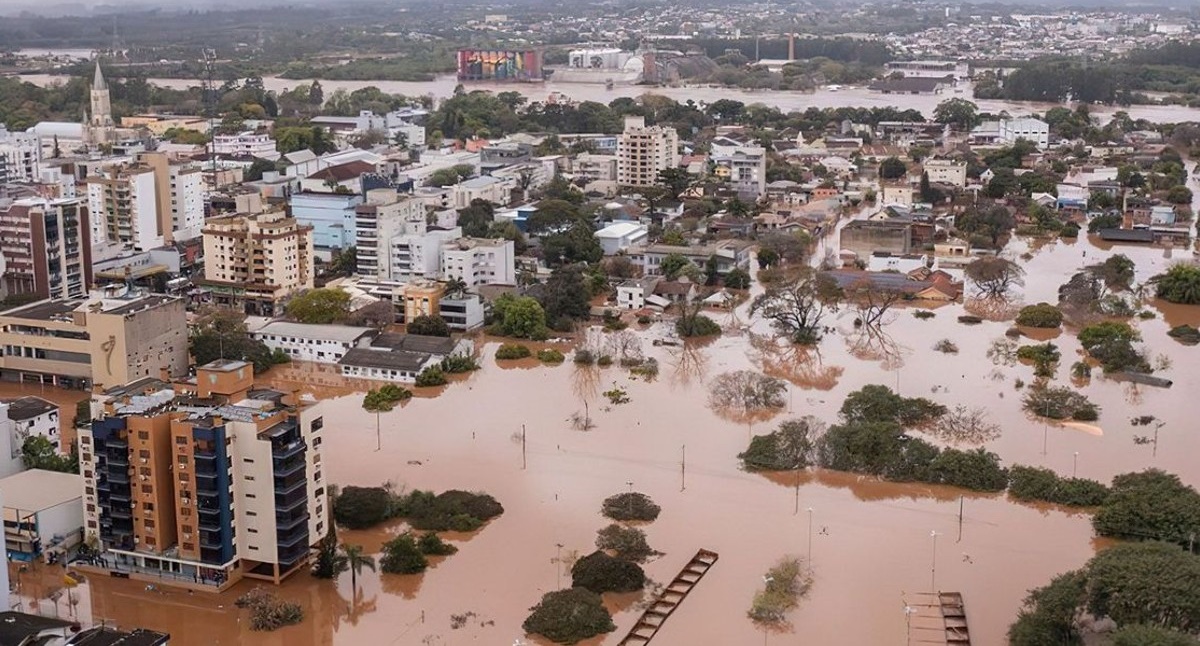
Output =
[
  {"x1": 251, "y1": 322, "x2": 374, "y2": 364},
  {"x1": 211, "y1": 131, "x2": 280, "y2": 161},
  {"x1": 617, "y1": 116, "x2": 680, "y2": 187},
  {"x1": 440, "y1": 238, "x2": 516, "y2": 287},
  {"x1": 0, "y1": 125, "x2": 41, "y2": 183},
  {"x1": 80, "y1": 360, "x2": 329, "y2": 590},
  {"x1": 923, "y1": 159, "x2": 968, "y2": 187},
  {"x1": 87, "y1": 152, "x2": 204, "y2": 255},
  {"x1": 712, "y1": 146, "x2": 767, "y2": 199},
  {"x1": 289, "y1": 192, "x2": 363, "y2": 250},
  {"x1": 201, "y1": 210, "x2": 314, "y2": 316},
  {"x1": 86, "y1": 61, "x2": 115, "y2": 147},
  {"x1": 0, "y1": 198, "x2": 92, "y2": 300},
  {"x1": 355, "y1": 189, "x2": 428, "y2": 279}
]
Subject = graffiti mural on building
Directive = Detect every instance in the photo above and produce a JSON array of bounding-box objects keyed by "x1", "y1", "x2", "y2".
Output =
[{"x1": 456, "y1": 50, "x2": 544, "y2": 82}]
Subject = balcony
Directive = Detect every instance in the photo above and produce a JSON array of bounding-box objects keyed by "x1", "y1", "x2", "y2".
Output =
[
  {"x1": 199, "y1": 531, "x2": 224, "y2": 549},
  {"x1": 277, "y1": 541, "x2": 310, "y2": 567},
  {"x1": 109, "y1": 506, "x2": 131, "y2": 520},
  {"x1": 275, "y1": 486, "x2": 308, "y2": 512},
  {"x1": 276, "y1": 525, "x2": 309, "y2": 550},
  {"x1": 107, "y1": 470, "x2": 129, "y2": 485},
  {"x1": 273, "y1": 456, "x2": 306, "y2": 480},
  {"x1": 276, "y1": 507, "x2": 308, "y2": 530}
]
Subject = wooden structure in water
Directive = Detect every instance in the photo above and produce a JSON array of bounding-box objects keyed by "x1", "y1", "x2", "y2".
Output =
[
  {"x1": 903, "y1": 591, "x2": 972, "y2": 645},
  {"x1": 615, "y1": 549, "x2": 719, "y2": 646}
]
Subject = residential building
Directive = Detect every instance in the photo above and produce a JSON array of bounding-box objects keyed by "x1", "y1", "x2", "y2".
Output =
[
  {"x1": 970, "y1": 117, "x2": 1050, "y2": 149},
  {"x1": 571, "y1": 153, "x2": 618, "y2": 183},
  {"x1": 628, "y1": 240, "x2": 752, "y2": 277},
  {"x1": 6, "y1": 396, "x2": 60, "y2": 454},
  {"x1": 211, "y1": 131, "x2": 280, "y2": 161},
  {"x1": 595, "y1": 222, "x2": 649, "y2": 256},
  {"x1": 480, "y1": 142, "x2": 534, "y2": 173},
  {"x1": 711, "y1": 146, "x2": 767, "y2": 199},
  {"x1": 401, "y1": 280, "x2": 445, "y2": 323},
  {"x1": 440, "y1": 238, "x2": 516, "y2": 287},
  {"x1": 355, "y1": 188, "x2": 427, "y2": 280},
  {"x1": 0, "y1": 197, "x2": 92, "y2": 300},
  {"x1": 923, "y1": 159, "x2": 968, "y2": 187},
  {"x1": 616, "y1": 277, "x2": 658, "y2": 310},
  {"x1": 339, "y1": 333, "x2": 473, "y2": 383},
  {"x1": 617, "y1": 116, "x2": 680, "y2": 187},
  {"x1": 390, "y1": 227, "x2": 462, "y2": 283},
  {"x1": 0, "y1": 468, "x2": 83, "y2": 560},
  {"x1": 86, "y1": 61, "x2": 115, "y2": 147},
  {"x1": 289, "y1": 192, "x2": 364, "y2": 250},
  {"x1": 311, "y1": 108, "x2": 428, "y2": 148},
  {"x1": 80, "y1": 360, "x2": 329, "y2": 590},
  {"x1": 250, "y1": 322, "x2": 375, "y2": 364},
  {"x1": 332, "y1": 277, "x2": 485, "y2": 331},
  {"x1": 201, "y1": 209, "x2": 314, "y2": 316},
  {"x1": 87, "y1": 152, "x2": 204, "y2": 255},
  {"x1": 880, "y1": 184, "x2": 915, "y2": 207},
  {"x1": 0, "y1": 125, "x2": 41, "y2": 183},
  {"x1": 0, "y1": 402, "x2": 23, "y2": 479},
  {"x1": 840, "y1": 221, "x2": 913, "y2": 258},
  {"x1": 0, "y1": 285, "x2": 188, "y2": 390},
  {"x1": 451, "y1": 176, "x2": 512, "y2": 209}
]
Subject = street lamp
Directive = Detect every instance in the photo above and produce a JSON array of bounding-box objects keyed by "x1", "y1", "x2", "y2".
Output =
[
  {"x1": 904, "y1": 604, "x2": 917, "y2": 646},
  {"x1": 806, "y1": 507, "x2": 814, "y2": 567},
  {"x1": 1073, "y1": 451, "x2": 1079, "y2": 478},
  {"x1": 930, "y1": 530, "x2": 940, "y2": 592}
]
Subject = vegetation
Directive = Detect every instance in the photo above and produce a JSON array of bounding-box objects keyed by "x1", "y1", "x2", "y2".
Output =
[
  {"x1": 340, "y1": 543, "x2": 376, "y2": 594},
  {"x1": 839, "y1": 384, "x2": 945, "y2": 428},
  {"x1": 236, "y1": 588, "x2": 304, "y2": 631},
  {"x1": 537, "y1": 348, "x2": 566, "y2": 364},
  {"x1": 1017, "y1": 343, "x2": 1061, "y2": 378},
  {"x1": 1078, "y1": 322, "x2": 1149, "y2": 373},
  {"x1": 522, "y1": 588, "x2": 616, "y2": 645},
  {"x1": 724, "y1": 267, "x2": 752, "y2": 290},
  {"x1": 407, "y1": 315, "x2": 451, "y2": 337},
  {"x1": 311, "y1": 530, "x2": 347, "y2": 580},
  {"x1": 1007, "y1": 465, "x2": 1110, "y2": 507},
  {"x1": 738, "y1": 417, "x2": 822, "y2": 471},
  {"x1": 928, "y1": 449, "x2": 1010, "y2": 492},
  {"x1": 1093, "y1": 470, "x2": 1200, "y2": 548},
  {"x1": 190, "y1": 307, "x2": 289, "y2": 374},
  {"x1": 20, "y1": 436, "x2": 78, "y2": 474},
  {"x1": 495, "y1": 343, "x2": 533, "y2": 360},
  {"x1": 1016, "y1": 303, "x2": 1064, "y2": 328},
  {"x1": 380, "y1": 533, "x2": 428, "y2": 574},
  {"x1": 398, "y1": 489, "x2": 505, "y2": 532},
  {"x1": 416, "y1": 532, "x2": 459, "y2": 556},
  {"x1": 708, "y1": 371, "x2": 787, "y2": 416},
  {"x1": 490, "y1": 294, "x2": 550, "y2": 340},
  {"x1": 675, "y1": 310, "x2": 722, "y2": 337},
  {"x1": 748, "y1": 557, "x2": 811, "y2": 625},
  {"x1": 1168, "y1": 325, "x2": 1200, "y2": 345},
  {"x1": 595, "y1": 524, "x2": 659, "y2": 563},
  {"x1": 332, "y1": 486, "x2": 395, "y2": 530},
  {"x1": 750, "y1": 268, "x2": 839, "y2": 344},
  {"x1": 414, "y1": 365, "x2": 449, "y2": 387},
  {"x1": 1154, "y1": 264, "x2": 1200, "y2": 305},
  {"x1": 601, "y1": 492, "x2": 661, "y2": 522},
  {"x1": 285, "y1": 288, "x2": 351, "y2": 324},
  {"x1": 570, "y1": 551, "x2": 646, "y2": 594},
  {"x1": 1022, "y1": 385, "x2": 1100, "y2": 421},
  {"x1": 439, "y1": 354, "x2": 479, "y2": 374},
  {"x1": 965, "y1": 257, "x2": 1025, "y2": 297}
]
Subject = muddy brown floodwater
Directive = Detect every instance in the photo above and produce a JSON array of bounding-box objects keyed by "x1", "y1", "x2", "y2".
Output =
[{"x1": 18, "y1": 234, "x2": 1200, "y2": 646}]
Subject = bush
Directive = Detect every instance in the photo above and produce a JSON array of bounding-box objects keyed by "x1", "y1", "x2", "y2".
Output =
[
  {"x1": 676, "y1": 313, "x2": 722, "y2": 337},
  {"x1": 933, "y1": 339, "x2": 959, "y2": 354},
  {"x1": 957, "y1": 315, "x2": 983, "y2": 324},
  {"x1": 537, "y1": 348, "x2": 565, "y2": 363},
  {"x1": 397, "y1": 489, "x2": 505, "y2": 532},
  {"x1": 1078, "y1": 321, "x2": 1148, "y2": 373},
  {"x1": 601, "y1": 492, "x2": 661, "y2": 522},
  {"x1": 913, "y1": 310, "x2": 936, "y2": 320},
  {"x1": 1008, "y1": 465, "x2": 1109, "y2": 507},
  {"x1": 595, "y1": 524, "x2": 659, "y2": 563},
  {"x1": 440, "y1": 354, "x2": 479, "y2": 373},
  {"x1": 522, "y1": 588, "x2": 616, "y2": 645},
  {"x1": 1093, "y1": 470, "x2": 1200, "y2": 547},
  {"x1": 1111, "y1": 624, "x2": 1199, "y2": 646},
  {"x1": 333, "y1": 486, "x2": 394, "y2": 529},
  {"x1": 748, "y1": 557, "x2": 810, "y2": 624},
  {"x1": 571, "y1": 550, "x2": 646, "y2": 593},
  {"x1": 1022, "y1": 385, "x2": 1099, "y2": 421},
  {"x1": 929, "y1": 448, "x2": 1009, "y2": 492},
  {"x1": 416, "y1": 532, "x2": 459, "y2": 556},
  {"x1": 1154, "y1": 263, "x2": 1200, "y2": 305},
  {"x1": 738, "y1": 417, "x2": 821, "y2": 471},
  {"x1": 407, "y1": 315, "x2": 451, "y2": 337},
  {"x1": 380, "y1": 533, "x2": 429, "y2": 574},
  {"x1": 597, "y1": 354, "x2": 613, "y2": 366},
  {"x1": 636, "y1": 315, "x2": 652, "y2": 325},
  {"x1": 1071, "y1": 361, "x2": 1092, "y2": 379},
  {"x1": 1168, "y1": 325, "x2": 1200, "y2": 345},
  {"x1": 236, "y1": 588, "x2": 304, "y2": 631},
  {"x1": 414, "y1": 365, "x2": 448, "y2": 387},
  {"x1": 1016, "y1": 303, "x2": 1063, "y2": 328},
  {"x1": 496, "y1": 343, "x2": 533, "y2": 360},
  {"x1": 1017, "y1": 343, "x2": 1060, "y2": 377},
  {"x1": 573, "y1": 349, "x2": 596, "y2": 365}
]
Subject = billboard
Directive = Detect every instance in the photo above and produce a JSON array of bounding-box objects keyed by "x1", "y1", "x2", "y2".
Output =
[{"x1": 457, "y1": 49, "x2": 543, "y2": 82}]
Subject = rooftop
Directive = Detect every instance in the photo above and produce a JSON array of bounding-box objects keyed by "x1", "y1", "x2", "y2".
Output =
[
  {"x1": 0, "y1": 612, "x2": 72, "y2": 644},
  {"x1": 0, "y1": 469, "x2": 82, "y2": 512},
  {"x1": 370, "y1": 333, "x2": 458, "y2": 355},
  {"x1": 68, "y1": 626, "x2": 171, "y2": 646},
  {"x1": 339, "y1": 347, "x2": 430, "y2": 372},
  {"x1": 3, "y1": 396, "x2": 58, "y2": 422},
  {"x1": 199, "y1": 359, "x2": 251, "y2": 373},
  {"x1": 254, "y1": 321, "x2": 375, "y2": 344},
  {"x1": 595, "y1": 222, "x2": 646, "y2": 239}
]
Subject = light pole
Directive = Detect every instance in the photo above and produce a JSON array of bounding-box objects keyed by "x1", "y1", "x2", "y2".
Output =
[
  {"x1": 930, "y1": 531, "x2": 940, "y2": 592},
  {"x1": 1072, "y1": 452, "x2": 1079, "y2": 478},
  {"x1": 555, "y1": 543, "x2": 563, "y2": 588},
  {"x1": 806, "y1": 507, "x2": 814, "y2": 567},
  {"x1": 904, "y1": 604, "x2": 917, "y2": 646}
]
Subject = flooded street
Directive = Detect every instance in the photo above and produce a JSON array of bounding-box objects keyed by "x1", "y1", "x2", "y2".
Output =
[
  {"x1": 17, "y1": 72, "x2": 1200, "y2": 123},
  {"x1": 18, "y1": 234, "x2": 1197, "y2": 645}
]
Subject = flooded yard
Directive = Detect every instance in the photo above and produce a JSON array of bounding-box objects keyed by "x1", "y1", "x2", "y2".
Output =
[{"x1": 24, "y1": 234, "x2": 1200, "y2": 645}]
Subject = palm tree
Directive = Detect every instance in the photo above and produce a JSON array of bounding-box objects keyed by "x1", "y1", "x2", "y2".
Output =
[
  {"x1": 362, "y1": 388, "x2": 398, "y2": 451},
  {"x1": 444, "y1": 277, "x2": 468, "y2": 298},
  {"x1": 340, "y1": 543, "x2": 376, "y2": 594}
]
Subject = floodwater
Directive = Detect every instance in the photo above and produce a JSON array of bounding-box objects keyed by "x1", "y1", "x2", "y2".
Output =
[
  {"x1": 17, "y1": 72, "x2": 1200, "y2": 123},
  {"x1": 14, "y1": 231, "x2": 1200, "y2": 646}
]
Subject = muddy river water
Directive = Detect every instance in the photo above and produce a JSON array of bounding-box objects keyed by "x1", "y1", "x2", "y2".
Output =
[{"x1": 12, "y1": 232, "x2": 1199, "y2": 646}]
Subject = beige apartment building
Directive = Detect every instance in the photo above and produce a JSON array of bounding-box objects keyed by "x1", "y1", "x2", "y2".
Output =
[
  {"x1": 616, "y1": 116, "x2": 680, "y2": 187},
  {"x1": 0, "y1": 284, "x2": 188, "y2": 390},
  {"x1": 201, "y1": 209, "x2": 314, "y2": 316},
  {"x1": 0, "y1": 197, "x2": 93, "y2": 300},
  {"x1": 80, "y1": 359, "x2": 329, "y2": 590},
  {"x1": 86, "y1": 152, "x2": 204, "y2": 256}
]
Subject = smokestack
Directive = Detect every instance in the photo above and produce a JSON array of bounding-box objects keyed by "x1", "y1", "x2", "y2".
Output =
[{"x1": 789, "y1": 34, "x2": 795, "y2": 61}]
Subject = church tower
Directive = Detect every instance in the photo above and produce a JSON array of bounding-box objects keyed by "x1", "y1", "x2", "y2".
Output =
[{"x1": 88, "y1": 60, "x2": 114, "y2": 146}]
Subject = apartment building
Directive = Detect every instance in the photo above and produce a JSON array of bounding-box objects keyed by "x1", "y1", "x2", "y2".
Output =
[
  {"x1": 628, "y1": 240, "x2": 753, "y2": 277},
  {"x1": 86, "y1": 152, "x2": 204, "y2": 256},
  {"x1": 451, "y1": 176, "x2": 512, "y2": 209},
  {"x1": 201, "y1": 210, "x2": 314, "y2": 316},
  {"x1": 390, "y1": 228, "x2": 462, "y2": 282},
  {"x1": 211, "y1": 131, "x2": 280, "y2": 161},
  {"x1": 289, "y1": 192, "x2": 363, "y2": 250},
  {"x1": 355, "y1": 188, "x2": 427, "y2": 279},
  {"x1": 6, "y1": 396, "x2": 61, "y2": 453},
  {"x1": 970, "y1": 117, "x2": 1050, "y2": 149},
  {"x1": 0, "y1": 197, "x2": 92, "y2": 300},
  {"x1": 571, "y1": 153, "x2": 618, "y2": 182},
  {"x1": 334, "y1": 277, "x2": 485, "y2": 331},
  {"x1": 440, "y1": 238, "x2": 516, "y2": 287},
  {"x1": 0, "y1": 125, "x2": 41, "y2": 183},
  {"x1": 923, "y1": 158, "x2": 968, "y2": 187},
  {"x1": 711, "y1": 146, "x2": 767, "y2": 199},
  {"x1": 80, "y1": 359, "x2": 329, "y2": 589},
  {"x1": 616, "y1": 116, "x2": 680, "y2": 187},
  {"x1": 0, "y1": 284, "x2": 187, "y2": 390}
]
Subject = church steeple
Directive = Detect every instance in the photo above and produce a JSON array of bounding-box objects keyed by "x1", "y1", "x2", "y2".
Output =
[
  {"x1": 88, "y1": 59, "x2": 114, "y2": 147},
  {"x1": 93, "y1": 59, "x2": 106, "y2": 91}
]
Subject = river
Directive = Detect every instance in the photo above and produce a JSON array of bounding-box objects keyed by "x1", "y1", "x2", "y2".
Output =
[
  {"x1": 17, "y1": 72, "x2": 1200, "y2": 123},
  {"x1": 9, "y1": 231, "x2": 1200, "y2": 645}
]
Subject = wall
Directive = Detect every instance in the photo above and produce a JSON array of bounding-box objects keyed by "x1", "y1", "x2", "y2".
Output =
[
  {"x1": 35, "y1": 497, "x2": 84, "y2": 547},
  {"x1": 231, "y1": 421, "x2": 278, "y2": 565}
]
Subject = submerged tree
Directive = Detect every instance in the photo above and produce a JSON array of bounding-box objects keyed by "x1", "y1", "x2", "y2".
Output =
[
  {"x1": 739, "y1": 417, "x2": 824, "y2": 471},
  {"x1": 708, "y1": 371, "x2": 788, "y2": 419},
  {"x1": 749, "y1": 268, "x2": 839, "y2": 344},
  {"x1": 964, "y1": 257, "x2": 1025, "y2": 298}
]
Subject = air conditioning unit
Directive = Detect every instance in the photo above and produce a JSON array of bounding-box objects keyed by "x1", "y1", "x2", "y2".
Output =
[
  {"x1": 133, "y1": 537, "x2": 139, "y2": 544},
  {"x1": 140, "y1": 458, "x2": 148, "y2": 464}
]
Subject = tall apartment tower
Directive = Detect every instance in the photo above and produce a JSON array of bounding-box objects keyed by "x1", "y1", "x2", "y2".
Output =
[
  {"x1": 81, "y1": 360, "x2": 329, "y2": 588},
  {"x1": 354, "y1": 188, "x2": 427, "y2": 279},
  {"x1": 87, "y1": 61, "x2": 115, "y2": 147},
  {"x1": 201, "y1": 209, "x2": 314, "y2": 316},
  {"x1": 616, "y1": 116, "x2": 680, "y2": 187},
  {"x1": 0, "y1": 197, "x2": 93, "y2": 300},
  {"x1": 86, "y1": 152, "x2": 205, "y2": 257}
]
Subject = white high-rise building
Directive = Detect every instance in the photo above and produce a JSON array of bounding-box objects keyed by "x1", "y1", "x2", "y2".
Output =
[
  {"x1": 0, "y1": 125, "x2": 41, "y2": 183},
  {"x1": 355, "y1": 188, "x2": 428, "y2": 279},
  {"x1": 617, "y1": 116, "x2": 680, "y2": 187},
  {"x1": 440, "y1": 238, "x2": 516, "y2": 287}
]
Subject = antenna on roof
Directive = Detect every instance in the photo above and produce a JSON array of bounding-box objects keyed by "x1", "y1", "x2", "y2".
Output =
[{"x1": 202, "y1": 48, "x2": 219, "y2": 190}]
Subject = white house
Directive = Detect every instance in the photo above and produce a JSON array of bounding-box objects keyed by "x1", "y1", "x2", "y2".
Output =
[
  {"x1": 595, "y1": 222, "x2": 649, "y2": 256},
  {"x1": 5, "y1": 397, "x2": 60, "y2": 453},
  {"x1": 616, "y1": 277, "x2": 658, "y2": 310},
  {"x1": 923, "y1": 159, "x2": 967, "y2": 187},
  {"x1": 338, "y1": 333, "x2": 473, "y2": 383},
  {"x1": 212, "y1": 131, "x2": 280, "y2": 160},
  {"x1": 440, "y1": 237, "x2": 516, "y2": 287},
  {"x1": 250, "y1": 321, "x2": 376, "y2": 364},
  {"x1": 452, "y1": 176, "x2": 512, "y2": 209},
  {"x1": 880, "y1": 184, "x2": 915, "y2": 207},
  {"x1": 970, "y1": 117, "x2": 1049, "y2": 149}
]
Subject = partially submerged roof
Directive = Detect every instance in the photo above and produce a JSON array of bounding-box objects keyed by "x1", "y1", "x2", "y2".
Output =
[
  {"x1": 0, "y1": 469, "x2": 82, "y2": 512},
  {"x1": 3, "y1": 396, "x2": 58, "y2": 422},
  {"x1": 0, "y1": 611, "x2": 72, "y2": 645}
]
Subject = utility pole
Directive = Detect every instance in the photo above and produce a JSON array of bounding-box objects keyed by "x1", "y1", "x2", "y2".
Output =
[
  {"x1": 680, "y1": 444, "x2": 686, "y2": 492},
  {"x1": 930, "y1": 531, "x2": 940, "y2": 592},
  {"x1": 521, "y1": 424, "x2": 527, "y2": 470},
  {"x1": 957, "y1": 496, "x2": 964, "y2": 543}
]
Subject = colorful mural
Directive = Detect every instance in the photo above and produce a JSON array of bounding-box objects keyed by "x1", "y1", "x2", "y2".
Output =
[{"x1": 457, "y1": 49, "x2": 543, "y2": 82}]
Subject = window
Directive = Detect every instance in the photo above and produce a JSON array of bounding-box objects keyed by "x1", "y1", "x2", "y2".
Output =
[
  {"x1": 86, "y1": 504, "x2": 95, "y2": 512},
  {"x1": 246, "y1": 493, "x2": 256, "y2": 499},
  {"x1": 138, "y1": 449, "x2": 150, "y2": 459},
  {"x1": 175, "y1": 436, "x2": 187, "y2": 445},
  {"x1": 182, "y1": 525, "x2": 192, "y2": 533},
  {"x1": 247, "y1": 528, "x2": 258, "y2": 534},
  {"x1": 245, "y1": 475, "x2": 255, "y2": 481},
  {"x1": 246, "y1": 510, "x2": 256, "y2": 516},
  {"x1": 140, "y1": 485, "x2": 153, "y2": 494},
  {"x1": 144, "y1": 519, "x2": 155, "y2": 529},
  {"x1": 137, "y1": 431, "x2": 149, "y2": 440}
]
